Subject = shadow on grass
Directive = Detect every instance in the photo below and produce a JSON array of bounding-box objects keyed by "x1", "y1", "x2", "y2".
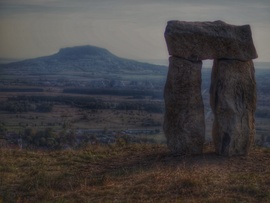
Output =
[{"x1": 88, "y1": 144, "x2": 228, "y2": 185}]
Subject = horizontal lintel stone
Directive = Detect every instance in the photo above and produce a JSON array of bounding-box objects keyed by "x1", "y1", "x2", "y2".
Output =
[{"x1": 164, "y1": 20, "x2": 258, "y2": 61}]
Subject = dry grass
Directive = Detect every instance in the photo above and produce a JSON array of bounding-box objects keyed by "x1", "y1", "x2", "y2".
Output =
[{"x1": 0, "y1": 144, "x2": 270, "y2": 203}]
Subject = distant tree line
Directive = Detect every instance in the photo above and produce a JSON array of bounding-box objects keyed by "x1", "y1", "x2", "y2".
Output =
[
  {"x1": 0, "y1": 88, "x2": 43, "y2": 92},
  {"x1": 0, "y1": 101, "x2": 53, "y2": 113},
  {"x1": 63, "y1": 88, "x2": 163, "y2": 99},
  {"x1": 22, "y1": 127, "x2": 78, "y2": 149},
  {"x1": 7, "y1": 95, "x2": 102, "y2": 106},
  {"x1": 2, "y1": 95, "x2": 164, "y2": 113},
  {"x1": 256, "y1": 109, "x2": 270, "y2": 118},
  {"x1": 115, "y1": 102, "x2": 163, "y2": 113}
]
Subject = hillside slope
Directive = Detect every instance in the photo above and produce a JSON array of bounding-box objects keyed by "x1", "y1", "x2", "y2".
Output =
[{"x1": 1, "y1": 144, "x2": 269, "y2": 202}]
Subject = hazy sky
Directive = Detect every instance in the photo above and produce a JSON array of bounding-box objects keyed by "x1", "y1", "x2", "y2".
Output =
[{"x1": 0, "y1": 0, "x2": 269, "y2": 63}]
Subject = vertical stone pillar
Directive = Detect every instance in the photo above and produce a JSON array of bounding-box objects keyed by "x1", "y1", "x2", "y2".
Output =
[
  {"x1": 163, "y1": 57, "x2": 205, "y2": 155},
  {"x1": 210, "y1": 59, "x2": 256, "y2": 156}
]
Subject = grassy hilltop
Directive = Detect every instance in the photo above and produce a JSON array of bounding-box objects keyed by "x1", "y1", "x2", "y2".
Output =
[{"x1": 1, "y1": 143, "x2": 270, "y2": 203}]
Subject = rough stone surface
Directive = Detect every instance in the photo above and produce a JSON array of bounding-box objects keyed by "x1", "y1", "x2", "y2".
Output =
[
  {"x1": 164, "y1": 20, "x2": 258, "y2": 61},
  {"x1": 210, "y1": 59, "x2": 256, "y2": 156},
  {"x1": 163, "y1": 57, "x2": 205, "y2": 155}
]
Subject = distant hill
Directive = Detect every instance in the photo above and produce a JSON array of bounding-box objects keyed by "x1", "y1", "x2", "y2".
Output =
[{"x1": 0, "y1": 45, "x2": 167, "y2": 78}]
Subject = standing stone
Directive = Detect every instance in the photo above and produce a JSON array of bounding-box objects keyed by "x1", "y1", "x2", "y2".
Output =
[
  {"x1": 164, "y1": 20, "x2": 258, "y2": 61},
  {"x1": 210, "y1": 59, "x2": 256, "y2": 156},
  {"x1": 164, "y1": 57, "x2": 205, "y2": 155}
]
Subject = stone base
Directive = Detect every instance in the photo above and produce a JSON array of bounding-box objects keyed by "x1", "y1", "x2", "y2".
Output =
[
  {"x1": 210, "y1": 59, "x2": 256, "y2": 156},
  {"x1": 163, "y1": 57, "x2": 205, "y2": 155}
]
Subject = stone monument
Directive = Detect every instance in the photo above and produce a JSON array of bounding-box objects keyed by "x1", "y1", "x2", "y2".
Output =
[{"x1": 164, "y1": 20, "x2": 257, "y2": 156}]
